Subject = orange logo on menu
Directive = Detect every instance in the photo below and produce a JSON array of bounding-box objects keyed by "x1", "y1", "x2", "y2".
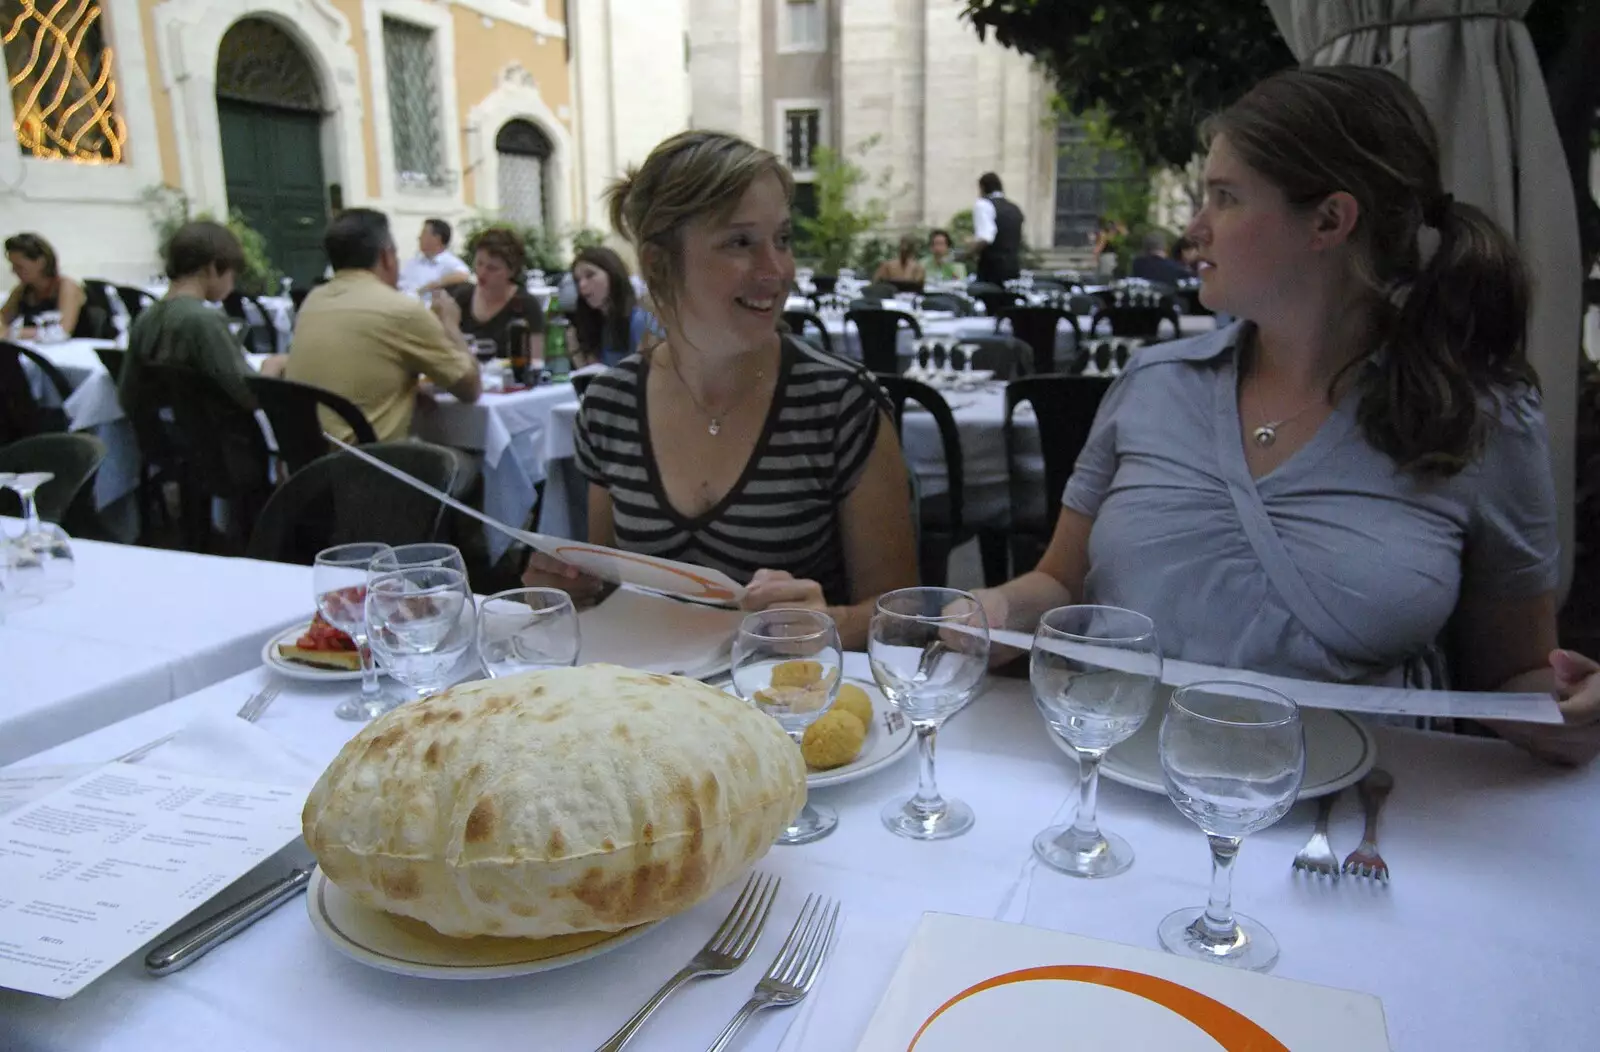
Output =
[{"x1": 908, "y1": 965, "x2": 1291, "y2": 1051}]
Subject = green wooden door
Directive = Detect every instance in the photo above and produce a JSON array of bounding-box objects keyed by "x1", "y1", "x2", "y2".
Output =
[{"x1": 218, "y1": 99, "x2": 328, "y2": 286}]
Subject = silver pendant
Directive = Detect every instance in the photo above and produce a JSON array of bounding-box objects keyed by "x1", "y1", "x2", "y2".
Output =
[
  {"x1": 708, "y1": 419, "x2": 721, "y2": 436},
  {"x1": 1252, "y1": 425, "x2": 1277, "y2": 448}
]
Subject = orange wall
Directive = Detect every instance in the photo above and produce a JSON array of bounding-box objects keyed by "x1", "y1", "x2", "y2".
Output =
[{"x1": 134, "y1": 0, "x2": 180, "y2": 186}]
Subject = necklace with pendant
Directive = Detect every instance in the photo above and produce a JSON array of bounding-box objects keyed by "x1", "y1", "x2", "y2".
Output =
[
  {"x1": 665, "y1": 349, "x2": 766, "y2": 436},
  {"x1": 1250, "y1": 397, "x2": 1323, "y2": 447}
]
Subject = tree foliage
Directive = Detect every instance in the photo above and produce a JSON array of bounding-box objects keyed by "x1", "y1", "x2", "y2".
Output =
[
  {"x1": 795, "y1": 138, "x2": 891, "y2": 275},
  {"x1": 961, "y1": 0, "x2": 1295, "y2": 170}
]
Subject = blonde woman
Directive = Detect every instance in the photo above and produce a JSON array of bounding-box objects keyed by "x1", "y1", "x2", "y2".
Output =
[{"x1": 522, "y1": 131, "x2": 918, "y2": 648}]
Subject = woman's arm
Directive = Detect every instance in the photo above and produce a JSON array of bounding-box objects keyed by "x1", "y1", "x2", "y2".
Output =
[
  {"x1": 520, "y1": 483, "x2": 611, "y2": 606},
  {"x1": 1452, "y1": 591, "x2": 1600, "y2": 765},
  {"x1": 970, "y1": 507, "x2": 1092, "y2": 643},
  {"x1": 57, "y1": 279, "x2": 85, "y2": 336}
]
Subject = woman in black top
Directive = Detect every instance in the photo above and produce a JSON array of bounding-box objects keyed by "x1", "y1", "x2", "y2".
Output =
[
  {"x1": 449, "y1": 227, "x2": 543, "y2": 360},
  {"x1": 2, "y1": 233, "x2": 91, "y2": 338}
]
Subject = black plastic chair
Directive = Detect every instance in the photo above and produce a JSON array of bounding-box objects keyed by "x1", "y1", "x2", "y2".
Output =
[
  {"x1": 1089, "y1": 287, "x2": 1181, "y2": 340},
  {"x1": 288, "y1": 285, "x2": 313, "y2": 313},
  {"x1": 246, "y1": 441, "x2": 463, "y2": 565},
  {"x1": 861, "y1": 281, "x2": 900, "y2": 301},
  {"x1": 94, "y1": 347, "x2": 126, "y2": 382},
  {"x1": 570, "y1": 373, "x2": 594, "y2": 400},
  {"x1": 845, "y1": 307, "x2": 921, "y2": 374},
  {"x1": 222, "y1": 291, "x2": 279, "y2": 357},
  {"x1": 997, "y1": 306, "x2": 1081, "y2": 375},
  {"x1": 811, "y1": 274, "x2": 838, "y2": 295},
  {"x1": 133, "y1": 364, "x2": 273, "y2": 551},
  {"x1": 888, "y1": 279, "x2": 925, "y2": 295},
  {"x1": 82, "y1": 279, "x2": 121, "y2": 336},
  {"x1": 781, "y1": 308, "x2": 833, "y2": 355},
  {"x1": 958, "y1": 335, "x2": 1034, "y2": 381},
  {"x1": 114, "y1": 285, "x2": 156, "y2": 320},
  {"x1": 244, "y1": 374, "x2": 378, "y2": 476},
  {"x1": 2, "y1": 341, "x2": 73, "y2": 433},
  {"x1": 0, "y1": 431, "x2": 107, "y2": 537},
  {"x1": 875, "y1": 375, "x2": 969, "y2": 588},
  {"x1": 968, "y1": 282, "x2": 1025, "y2": 318},
  {"x1": 918, "y1": 292, "x2": 976, "y2": 317},
  {"x1": 1004, "y1": 375, "x2": 1115, "y2": 574}
]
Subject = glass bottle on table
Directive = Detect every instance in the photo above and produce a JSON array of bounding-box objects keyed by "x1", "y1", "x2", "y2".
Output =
[
  {"x1": 544, "y1": 296, "x2": 570, "y2": 381},
  {"x1": 506, "y1": 317, "x2": 530, "y2": 385}
]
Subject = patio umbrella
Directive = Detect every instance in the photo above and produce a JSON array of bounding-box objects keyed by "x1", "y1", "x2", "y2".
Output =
[{"x1": 1266, "y1": 0, "x2": 1583, "y2": 595}]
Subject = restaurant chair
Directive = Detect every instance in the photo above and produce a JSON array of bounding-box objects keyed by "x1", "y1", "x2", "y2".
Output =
[
  {"x1": 0, "y1": 345, "x2": 45, "y2": 443},
  {"x1": 958, "y1": 336, "x2": 1033, "y2": 381},
  {"x1": 0, "y1": 431, "x2": 107, "y2": 538},
  {"x1": 1004, "y1": 375, "x2": 1114, "y2": 575},
  {"x1": 246, "y1": 441, "x2": 463, "y2": 565},
  {"x1": 781, "y1": 308, "x2": 834, "y2": 355},
  {"x1": 3, "y1": 341, "x2": 73, "y2": 433},
  {"x1": 875, "y1": 374, "x2": 971, "y2": 588},
  {"x1": 244, "y1": 375, "x2": 377, "y2": 476},
  {"x1": 862, "y1": 281, "x2": 900, "y2": 301},
  {"x1": 288, "y1": 284, "x2": 313, "y2": 313},
  {"x1": 570, "y1": 373, "x2": 594, "y2": 400},
  {"x1": 997, "y1": 305, "x2": 1081, "y2": 375},
  {"x1": 134, "y1": 364, "x2": 273, "y2": 552},
  {"x1": 81, "y1": 280, "x2": 122, "y2": 339},
  {"x1": 1089, "y1": 287, "x2": 1181, "y2": 340},
  {"x1": 222, "y1": 291, "x2": 279, "y2": 357},
  {"x1": 918, "y1": 292, "x2": 976, "y2": 317},
  {"x1": 811, "y1": 274, "x2": 838, "y2": 295},
  {"x1": 94, "y1": 348, "x2": 126, "y2": 382},
  {"x1": 114, "y1": 285, "x2": 156, "y2": 321},
  {"x1": 967, "y1": 282, "x2": 1025, "y2": 318},
  {"x1": 888, "y1": 279, "x2": 925, "y2": 295},
  {"x1": 846, "y1": 307, "x2": 921, "y2": 375}
]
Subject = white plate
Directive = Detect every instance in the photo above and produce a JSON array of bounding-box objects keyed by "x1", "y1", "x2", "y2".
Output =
[
  {"x1": 261, "y1": 622, "x2": 364, "y2": 683},
  {"x1": 1051, "y1": 700, "x2": 1377, "y2": 800},
  {"x1": 306, "y1": 868, "x2": 657, "y2": 980}
]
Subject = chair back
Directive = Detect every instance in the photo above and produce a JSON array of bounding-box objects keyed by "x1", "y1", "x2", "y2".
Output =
[
  {"x1": 1090, "y1": 286, "x2": 1181, "y2": 339},
  {"x1": 861, "y1": 281, "x2": 900, "y2": 301},
  {"x1": 244, "y1": 374, "x2": 378, "y2": 476},
  {"x1": 0, "y1": 432, "x2": 106, "y2": 531},
  {"x1": 114, "y1": 285, "x2": 156, "y2": 320},
  {"x1": 846, "y1": 308, "x2": 921, "y2": 375},
  {"x1": 781, "y1": 309, "x2": 833, "y2": 355},
  {"x1": 875, "y1": 374, "x2": 964, "y2": 541},
  {"x1": 968, "y1": 282, "x2": 1025, "y2": 318},
  {"x1": 94, "y1": 347, "x2": 127, "y2": 381},
  {"x1": 2, "y1": 341, "x2": 73, "y2": 433},
  {"x1": 245, "y1": 441, "x2": 463, "y2": 564},
  {"x1": 918, "y1": 292, "x2": 975, "y2": 317},
  {"x1": 957, "y1": 335, "x2": 1033, "y2": 380},
  {"x1": 222, "y1": 291, "x2": 279, "y2": 356},
  {"x1": 137, "y1": 364, "x2": 273, "y2": 548},
  {"x1": 570, "y1": 372, "x2": 595, "y2": 400},
  {"x1": 288, "y1": 285, "x2": 312, "y2": 313},
  {"x1": 811, "y1": 274, "x2": 838, "y2": 295},
  {"x1": 1005, "y1": 375, "x2": 1114, "y2": 538},
  {"x1": 888, "y1": 279, "x2": 925, "y2": 295},
  {"x1": 997, "y1": 306, "x2": 1079, "y2": 375},
  {"x1": 0, "y1": 344, "x2": 44, "y2": 442}
]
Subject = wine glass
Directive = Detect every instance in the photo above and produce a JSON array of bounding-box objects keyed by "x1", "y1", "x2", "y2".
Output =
[
  {"x1": 3, "y1": 472, "x2": 74, "y2": 595},
  {"x1": 729, "y1": 608, "x2": 844, "y2": 845},
  {"x1": 868, "y1": 587, "x2": 990, "y2": 840},
  {"x1": 368, "y1": 542, "x2": 468, "y2": 578},
  {"x1": 365, "y1": 567, "x2": 477, "y2": 705},
  {"x1": 1157, "y1": 681, "x2": 1306, "y2": 972},
  {"x1": 478, "y1": 587, "x2": 581, "y2": 677},
  {"x1": 1030, "y1": 606, "x2": 1162, "y2": 878},
  {"x1": 313, "y1": 542, "x2": 393, "y2": 721}
]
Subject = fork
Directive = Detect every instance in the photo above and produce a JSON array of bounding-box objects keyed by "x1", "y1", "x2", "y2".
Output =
[
  {"x1": 704, "y1": 894, "x2": 840, "y2": 1052},
  {"x1": 595, "y1": 872, "x2": 779, "y2": 1052},
  {"x1": 1341, "y1": 769, "x2": 1395, "y2": 883},
  {"x1": 1290, "y1": 791, "x2": 1341, "y2": 880},
  {"x1": 113, "y1": 685, "x2": 283, "y2": 764}
]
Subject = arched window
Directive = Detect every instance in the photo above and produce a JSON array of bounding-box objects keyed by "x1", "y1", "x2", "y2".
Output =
[
  {"x1": 496, "y1": 118, "x2": 553, "y2": 230},
  {"x1": 216, "y1": 18, "x2": 322, "y2": 112}
]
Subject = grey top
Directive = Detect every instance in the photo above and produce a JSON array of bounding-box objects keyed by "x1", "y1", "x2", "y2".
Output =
[{"x1": 1063, "y1": 322, "x2": 1559, "y2": 685}]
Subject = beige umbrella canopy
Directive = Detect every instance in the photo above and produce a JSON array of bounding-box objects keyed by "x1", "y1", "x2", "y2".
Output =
[{"x1": 1266, "y1": 0, "x2": 1583, "y2": 595}]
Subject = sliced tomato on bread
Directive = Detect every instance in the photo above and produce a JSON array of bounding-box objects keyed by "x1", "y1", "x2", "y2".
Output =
[{"x1": 279, "y1": 613, "x2": 361, "y2": 670}]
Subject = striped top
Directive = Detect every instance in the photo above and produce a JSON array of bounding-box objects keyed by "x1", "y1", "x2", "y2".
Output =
[{"x1": 574, "y1": 336, "x2": 886, "y2": 605}]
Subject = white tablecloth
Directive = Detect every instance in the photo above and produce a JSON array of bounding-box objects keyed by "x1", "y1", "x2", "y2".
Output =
[
  {"x1": 411, "y1": 382, "x2": 580, "y2": 558},
  {"x1": 0, "y1": 534, "x2": 312, "y2": 764},
  {"x1": 4, "y1": 652, "x2": 1597, "y2": 1050}
]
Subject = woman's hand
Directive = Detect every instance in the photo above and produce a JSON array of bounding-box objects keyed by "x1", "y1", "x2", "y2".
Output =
[
  {"x1": 967, "y1": 587, "x2": 1025, "y2": 668},
  {"x1": 740, "y1": 569, "x2": 826, "y2": 613},
  {"x1": 521, "y1": 551, "x2": 608, "y2": 609},
  {"x1": 1489, "y1": 649, "x2": 1600, "y2": 767}
]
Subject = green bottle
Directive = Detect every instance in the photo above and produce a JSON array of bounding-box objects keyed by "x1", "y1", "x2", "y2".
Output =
[{"x1": 544, "y1": 296, "x2": 570, "y2": 382}]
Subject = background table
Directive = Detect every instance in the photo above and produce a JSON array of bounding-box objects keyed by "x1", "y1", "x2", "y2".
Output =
[
  {"x1": 0, "y1": 534, "x2": 312, "y2": 763},
  {"x1": 18, "y1": 338, "x2": 141, "y2": 523},
  {"x1": 4, "y1": 652, "x2": 1596, "y2": 1050}
]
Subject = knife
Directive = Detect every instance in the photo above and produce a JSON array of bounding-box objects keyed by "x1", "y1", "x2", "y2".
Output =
[{"x1": 144, "y1": 867, "x2": 314, "y2": 976}]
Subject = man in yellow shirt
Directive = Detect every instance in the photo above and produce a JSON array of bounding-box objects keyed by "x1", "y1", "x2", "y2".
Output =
[{"x1": 286, "y1": 208, "x2": 481, "y2": 442}]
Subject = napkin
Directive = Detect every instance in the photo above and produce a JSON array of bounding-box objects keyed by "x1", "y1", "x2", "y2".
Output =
[
  {"x1": 578, "y1": 587, "x2": 743, "y2": 678},
  {"x1": 139, "y1": 712, "x2": 321, "y2": 791}
]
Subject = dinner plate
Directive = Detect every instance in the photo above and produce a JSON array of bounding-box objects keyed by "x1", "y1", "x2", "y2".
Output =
[
  {"x1": 261, "y1": 622, "x2": 364, "y2": 683},
  {"x1": 306, "y1": 868, "x2": 658, "y2": 980},
  {"x1": 1050, "y1": 699, "x2": 1377, "y2": 800}
]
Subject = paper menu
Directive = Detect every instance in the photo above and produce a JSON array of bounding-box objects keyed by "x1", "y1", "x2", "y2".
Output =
[
  {"x1": 578, "y1": 587, "x2": 742, "y2": 677},
  {"x1": 855, "y1": 913, "x2": 1390, "y2": 1051},
  {"x1": 0, "y1": 765, "x2": 94, "y2": 816},
  {"x1": 987, "y1": 628, "x2": 1562, "y2": 724},
  {"x1": 0, "y1": 763, "x2": 303, "y2": 998},
  {"x1": 322, "y1": 433, "x2": 746, "y2": 604}
]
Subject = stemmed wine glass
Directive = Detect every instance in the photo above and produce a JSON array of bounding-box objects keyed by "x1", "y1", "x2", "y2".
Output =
[
  {"x1": 1030, "y1": 606, "x2": 1162, "y2": 878},
  {"x1": 1157, "y1": 681, "x2": 1306, "y2": 972},
  {"x1": 369, "y1": 542, "x2": 468, "y2": 578},
  {"x1": 868, "y1": 587, "x2": 990, "y2": 840},
  {"x1": 313, "y1": 542, "x2": 393, "y2": 722},
  {"x1": 3, "y1": 472, "x2": 74, "y2": 595},
  {"x1": 730, "y1": 608, "x2": 844, "y2": 845},
  {"x1": 477, "y1": 587, "x2": 581, "y2": 677},
  {"x1": 365, "y1": 567, "x2": 477, "y2": 706}
]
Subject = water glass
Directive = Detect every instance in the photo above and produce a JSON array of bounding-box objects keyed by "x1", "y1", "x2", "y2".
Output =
[
  {"x1": 868, "y1": 587, "x2": 989, "y2": 840},
  {"x1": 1030, "y1": 606, "x2": 1162, "y2": 878},
  {"x1": 1157, "y1": 681, "x2": 1306, "y2": 972},
  {"x1": 730, "y1": 608, "x2": 844, "y2": 845},
  {"x1": 477, "y1": 588, "x2": 581, "y2": 677},
  {"x1": 313, "y1": 542, "x2": 393, "y2": 721},
  {"x1": 368, "y1": 543, "x2": 467, "y2": 578},
  {"x1": 365, "y1": 567, "x2": 477, "y2": 705},
  {"x1": 3, "y1": 472, "x2": 74, "y2": 595}
]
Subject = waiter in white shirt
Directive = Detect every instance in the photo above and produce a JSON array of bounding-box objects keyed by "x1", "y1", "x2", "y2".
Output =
[
  {"x1": 969, "y1": 172, "x2": 1024, "y2": 286},
  {"x1": 398, "y1": 218, "x2": 471, "y2": 294}
]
